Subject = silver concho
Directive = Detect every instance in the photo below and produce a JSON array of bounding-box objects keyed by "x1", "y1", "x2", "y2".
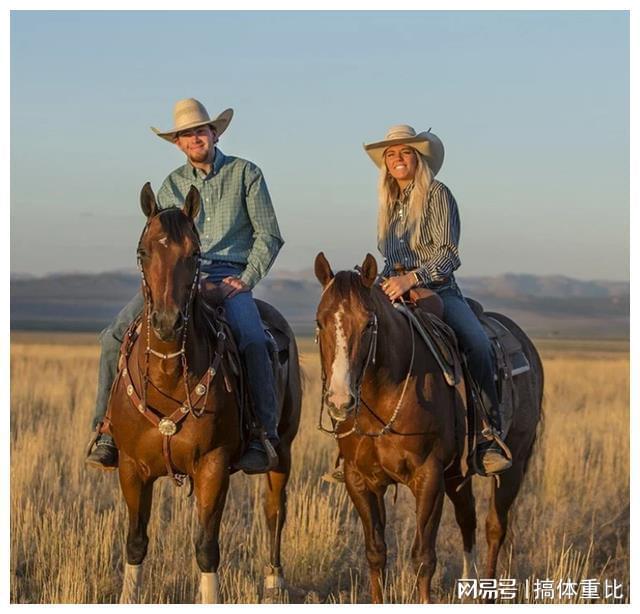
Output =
[
  {"x1": 122, "y1": 368, "x2": 128, "y2": 376},
  {"x1": 180, "y1": 405, "x2": 189, "y2": 414},
  {"x1": 137, "y1": 403, "x2": 145, "y2": 413},
  {"x1": 127, "y1": 385, "x2": 134, "y2": 396},
  {"x1": 158, "y1": 418, "x2": 177, "y2": 436},
  {"x1": 195, "y1": 384, "x2": 207, "y2": 396}
]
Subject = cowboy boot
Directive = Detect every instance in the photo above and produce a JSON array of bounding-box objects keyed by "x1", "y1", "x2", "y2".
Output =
[
  {"x1": 321, "y1": 454, "x2": 345, "y2": 484},
  {"x1": 85, "y1": 433, "x2": 119, "y2": 469},
  {"x1": 235, "y1": 437, "x2": 278, "y2": 475},
  {"x1": 477, "y1": 401, "x2": 511, "y2": 475},
  {"x1": 234, "y1": 342, "x2": 279, "y2": 475}
]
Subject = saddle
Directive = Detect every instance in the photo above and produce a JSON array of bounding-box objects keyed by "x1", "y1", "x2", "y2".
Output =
[
  {"x1": 396, "y1": 288, "x2": 531, "y2": 477},
  {"x1": 200, "y1": 279, "x2": 291, "y2": 361}
]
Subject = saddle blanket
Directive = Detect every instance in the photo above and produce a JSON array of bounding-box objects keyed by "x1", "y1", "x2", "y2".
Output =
[{"x1": 395, "y1": 301, "x2": 530, "y2": 387}]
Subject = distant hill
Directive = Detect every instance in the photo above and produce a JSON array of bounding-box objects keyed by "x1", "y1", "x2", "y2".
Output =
[{"x1": 10, "y1": 270, "x2": 629, "y2": 339}]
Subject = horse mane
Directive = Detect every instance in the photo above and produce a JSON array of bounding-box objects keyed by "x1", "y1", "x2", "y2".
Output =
[
  {"x1": 329, "y1": 270, "x2": 395, "y2": 317},
  {"x1": 157, "y1": 207, "x2": 199, "y2": 244}
]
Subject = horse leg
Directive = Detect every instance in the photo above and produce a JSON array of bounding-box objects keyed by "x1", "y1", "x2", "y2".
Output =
[
  {"x1": 444, "y1": 472, "x2": 478, "y2": 580},
  {"x1": 193, "y1": 450, "x2": 230, "y2": 604},
  {"x1": 485, "y1": 454, "x2": 527, "y2": 581},
  {"x1": 118, "y1": 455, "x2": 154, "y2": 604},
  {"x1": 409, "y1": 454, "x2": 445, "y2": 603},
  {"x1": 344, "y1": 461, "x2": 388, "y2": 604},
  {"x1": 262, "y1": 447, "x2": 291, "y2": 602}
]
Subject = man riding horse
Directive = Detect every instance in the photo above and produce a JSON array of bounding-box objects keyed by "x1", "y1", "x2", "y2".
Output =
[{"x1": 86, "y1": 98, "x2": 283, "y2": 475}]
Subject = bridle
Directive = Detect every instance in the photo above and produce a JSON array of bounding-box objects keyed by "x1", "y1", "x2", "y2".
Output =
[
  {"x1": 118, "y1": 209, "x2": 227, "y2": 486},
  {"x1": 316, "y1": 272, "x2": 416, "y2": 439},
  {"x1": 136, "y1": 209, "x2": 204, "y2": 417}
]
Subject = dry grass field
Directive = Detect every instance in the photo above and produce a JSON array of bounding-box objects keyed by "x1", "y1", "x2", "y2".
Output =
[{"x1": 10, "y1": 332, "x2": 629, "y2": 603}]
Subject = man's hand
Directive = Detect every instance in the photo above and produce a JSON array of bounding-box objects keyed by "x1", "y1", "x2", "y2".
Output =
[
  {"x1": 381, "y1": 273, "x2": 416, "y2": 302},
  {"x1": 221, "y1": 276, "x2": 250, "y2": 299}
]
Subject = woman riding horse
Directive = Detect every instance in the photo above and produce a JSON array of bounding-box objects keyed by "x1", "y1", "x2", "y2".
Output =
[{"x1": 363, "y1": 124, "x2": 510, "y2": 475}]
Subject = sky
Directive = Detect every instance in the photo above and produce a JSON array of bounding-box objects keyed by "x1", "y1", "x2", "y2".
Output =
[{"x1": 10, "y1": 10, "x2": 630, "y2": 281}]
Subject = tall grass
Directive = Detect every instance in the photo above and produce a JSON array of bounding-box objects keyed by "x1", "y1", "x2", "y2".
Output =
[{"x1": 10, "y1": 336, "x2": 629, "y2": 603}]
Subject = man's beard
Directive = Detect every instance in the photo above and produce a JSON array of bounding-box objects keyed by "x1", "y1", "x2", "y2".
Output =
[{"x1": 189, "y1": 148, "x2": 211, "y2": 163}]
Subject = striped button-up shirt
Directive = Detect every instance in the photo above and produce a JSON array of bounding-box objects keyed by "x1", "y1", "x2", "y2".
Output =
[
  {"x1": 157, "y1": 148, "x2": 284, "y2": 289},
  {"x1": 379, "y1": 179, "x2": 461, "y2": 285}
]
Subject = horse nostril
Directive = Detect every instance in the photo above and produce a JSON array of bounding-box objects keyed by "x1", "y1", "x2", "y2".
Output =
[
  {"x1": 340, "y1": 395, "x2": 356, "y2": 413},
  {"x1": 151, "y1": 311, "x2": 160, "y2": 330},
  {"x1": 173, "y1": 312, "x2": 184, "y2": 331}
]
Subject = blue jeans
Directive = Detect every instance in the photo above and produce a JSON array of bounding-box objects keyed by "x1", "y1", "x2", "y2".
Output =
[
  {"x1": 432, "y1": 279, "x2": 501, "y2": 431},
  {"x1": 92, "y1": 262, "x2": 278, "y2": 447}
]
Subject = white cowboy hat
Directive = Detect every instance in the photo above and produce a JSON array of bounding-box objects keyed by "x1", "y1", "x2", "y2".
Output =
[
  {"x1": 363, "y1": 124, "x2": 445, "y2": 176},
  {"x1": 151, "y1": 98, "x2": 234, "y2": 142}
]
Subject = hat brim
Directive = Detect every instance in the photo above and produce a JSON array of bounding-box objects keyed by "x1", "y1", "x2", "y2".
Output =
[
  {"x1": 151, "y1": 108, "x2": 234, "y2": 143},
  {"x1": 363, "y1": 131, "x2": 445, "y2": 176}
]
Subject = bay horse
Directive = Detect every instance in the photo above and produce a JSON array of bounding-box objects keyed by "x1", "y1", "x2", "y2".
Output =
[
  {"x1": 314, "y1": 252, "x2": 543, "y2": 603},
  {"x1": 106, "y1": 183, "x2": 301, "y2": 603}
]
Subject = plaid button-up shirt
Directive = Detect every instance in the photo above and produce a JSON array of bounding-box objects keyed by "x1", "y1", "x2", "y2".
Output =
[
  {"x1": 379, "y1": 179, "x2": 461, "y2": 285},
  {"x1": 157, "y1": 148, "x2": 283, "y2": 288}
]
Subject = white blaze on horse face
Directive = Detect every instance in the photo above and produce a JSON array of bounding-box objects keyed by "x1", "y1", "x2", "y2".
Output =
[
  {"x1": 327, "y1": 304, "x2": 353, "y2": 408},
  {"x1": 158, "y1": 235, "x2": 168, "y2": 247}
]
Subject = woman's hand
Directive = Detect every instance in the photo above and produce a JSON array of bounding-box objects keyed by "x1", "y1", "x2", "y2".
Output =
[
  {"x1": 381, "y1": 273, "x2": 416, "y2": 302},
  {"x1": 220, "y1": 276, "x2": 250, "y2": 299}
]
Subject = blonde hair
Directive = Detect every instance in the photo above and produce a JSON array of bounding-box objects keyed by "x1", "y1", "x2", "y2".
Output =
[{"x1": 377, "y1": 151, "x2": 433, "y2": 250}]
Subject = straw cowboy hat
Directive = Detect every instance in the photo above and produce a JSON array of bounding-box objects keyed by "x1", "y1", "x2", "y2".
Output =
[
  {"x1": 151, "y1": 98, "x2": 234, "y2": 142},
  {"x1": 363, "y1": 125, "x2": 445, "y2": 176}
]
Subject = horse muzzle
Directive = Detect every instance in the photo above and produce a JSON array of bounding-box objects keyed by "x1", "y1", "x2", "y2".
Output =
[
  {"x1": 325, "y1": 390, "x2": 357, "y2": 423},
  {"x1": 151, "y1": 309, "x2": 185, "y2": 342}
]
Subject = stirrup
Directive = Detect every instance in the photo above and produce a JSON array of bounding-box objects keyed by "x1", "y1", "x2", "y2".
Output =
[
  {"x1": 321, "y1": 468, "x2": 345, "y2": 484},
  {"x1": 259, "y1": 431, "x2": 279, "y2": 469},
  {"x1": 481, "y1": 426, "x2": 512, "y2": 461},
  {"x1": 85, "y1": 428, "x2": 101, "y2": 458}
]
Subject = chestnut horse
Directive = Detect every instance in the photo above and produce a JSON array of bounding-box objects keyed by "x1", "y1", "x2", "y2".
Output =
[
  {"x1": 107, "y1": 184, "x2": 301, "y2": 603},
  {"x1": 314, "y1": 252, "x2": 543, "y2": 603}
]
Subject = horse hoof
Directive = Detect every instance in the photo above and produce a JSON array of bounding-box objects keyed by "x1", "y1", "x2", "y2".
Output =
[
  {"x1": 304, "y1": 591, "x2": 321, "y2": 604},
  {"x1": 263, "y1": 587, "x2": 289, "y2": 604},
  {"x1": 263, "y1": 565, "x2": 286, "y2": 603},
  {"x1": 119, "y1": 563, "x2": 142, "y2": 604}
]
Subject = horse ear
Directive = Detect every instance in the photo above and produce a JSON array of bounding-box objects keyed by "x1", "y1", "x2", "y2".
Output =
[
  {"x1": 140, "y1": 182, "x2": 158, "y2": 218},
  {"x1": 183, "y1": 185, "x2": 201, "y2": 220},
  {"x1": 360, "y1": 253, "x2": 378, "y2": 288},
  {"x1": 314, "y1": 252, "x2": 334, "y2": 287}
]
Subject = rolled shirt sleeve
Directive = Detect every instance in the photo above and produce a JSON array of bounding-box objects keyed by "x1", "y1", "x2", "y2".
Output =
[{"x1": 239, "y1": 163, "x2": 284, "y2": 289}]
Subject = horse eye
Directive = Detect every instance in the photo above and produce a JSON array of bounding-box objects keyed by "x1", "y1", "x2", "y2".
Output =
[
  {"x1": 137, "y1": 248, "x2": 148, "y2": 259},
  {"x1": 315, "y1": 320, "x2": 323, "y2": 330}
]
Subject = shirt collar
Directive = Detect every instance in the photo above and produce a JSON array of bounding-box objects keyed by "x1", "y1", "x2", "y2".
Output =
[
  {"x1": 183, "y1": 148, "x2": 226, "y2": 180},
  {"x1": 397, "y1": 181, "x2": 414, "y2": 205}
]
